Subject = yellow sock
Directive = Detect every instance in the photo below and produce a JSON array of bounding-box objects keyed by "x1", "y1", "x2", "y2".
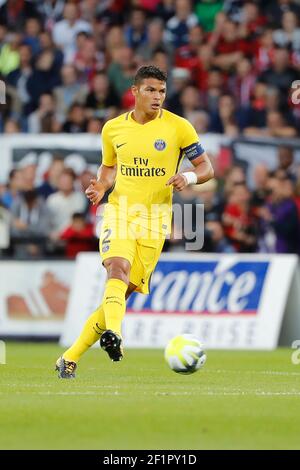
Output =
[
  {"x1": 63, "y1": 304, "x2": 106, "y2": 363},
  {"x1": 103, "y1": 278, "x2": 128, "y2": 336}
]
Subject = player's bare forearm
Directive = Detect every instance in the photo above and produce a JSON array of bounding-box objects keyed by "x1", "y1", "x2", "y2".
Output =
[
  {"x1": 97, "y1": 164, "x2": 117, "y2": 191},
  {"x1": 85, "y1": 164, "x2": 117, "y2": 205},
  {"x1": 188, "y1": 153, "x2": 214, "y2": 184},
  {"x1": 166, "y1": 152, "x2": 214, "y2": 191}
]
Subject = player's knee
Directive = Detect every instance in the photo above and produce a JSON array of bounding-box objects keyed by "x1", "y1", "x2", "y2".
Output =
[{"x1": 105, "y1": 259, "x2": 130, "y2": 284}]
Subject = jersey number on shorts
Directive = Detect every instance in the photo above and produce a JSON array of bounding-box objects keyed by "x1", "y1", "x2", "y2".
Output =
[{"x1": 102, "y1": 228, "x2": 112, "y2": 253}]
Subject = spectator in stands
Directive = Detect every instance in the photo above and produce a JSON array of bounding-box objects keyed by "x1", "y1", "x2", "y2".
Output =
[
  {"x1": 223, "y1": 182, "x2": 257, "y2": 252},
  {"x1": 255, "y1": 28, "x2": 276, "y2": 74},
  {"x1": 37, "y1": 155, "x2": 65, "y2": 199},
  {"x1": 137, "y1": 17, "x2": 173, "y2": 62},
  {"x1": 105, "y1": 26, "x2": 126, "y2": 63},
  {"x1": 85, "y1": 72, "x2": 120, "y2": 121},
  {"x1": 172, "y1": 178, "x2": 221, "y2": 251},
  {"x1": 205, "y1": 219, "x2": 236, "y2": 253},
  {"x1": 73, "y1": 36, "x2": 102, "y2": 85},
  {"x1": 0, "y1": 32, "x2": 20, "y2": 76},
  {"x1": 54, "y1": 65, "x2": 88, "y2": 121},
  {"x1": 244, "y1": 84, "x2": 279, "y2": 130},
  {"x1": 223, "y1": 165, "x2": 247, "y2": 198},
  {"x1": 154, "y1": 0, "x2": 175, "y2": 23},
  {"x1": 26, "y1": 50, "x2": 62, "y2": 112},
  {"x1": 10, "y1": 189, "x2": 52, "y2": 258},
  {"x1": 87, "y1": 117, "x2": 101, "y2": 134},
  {"x1": 0, "y1": 169, "x2": 23, "y2": 209},
  {"x1": 37, "y1": 0, "x2": 65, "y2": 32},
  {"x1": 23, "y1": 17, "x2": 42, "y2": 57},
  {"x1": 178, "y1": 84, "x2": 201, "y2": 118},
  {"x1": 258, "y1": 47, "x2": 298, "y2": 99},
  {"x1": 209, "y1": 94, "x2": 243, "y2": 136},
  {"x1": 136, "y1": 0, "x2": 161, "y2": 13},
  {"x1": 95, "y1": 0, "x2": 126, "y2": 25},
  {"x1": 194, "y1": 0, "x2": 223, "y2": 33},
  {"x1": 0, "y1": 0, "x2": 40, "y2": 30},
  {"x1": 238, "y1": 1, "x2": 266, "y2": 42},
  {"x1": 166, "y1": 0, "x2": 199, "y2": 48},
  {"x1": 18, "y1": 153, "x2": 37, "y2": 191},
  {"x1": 273, "y1": 11, "x2": 300, "y2": 52},
  {"x1": 212, "y1": 19, "x2": 245, "y2": 72},
  {"x1": 168, "y1": 185, "x2": 200, "y2": 252},
  {"x1": 294, "y1": 175, "x2": 300, "y2": 219},
  {"x1": 204, "y1": 67, "x2": 225, "y2": 112},
  {"x1": 166, "y1": 66, "x2": 191, "y2": 114},
  {"x1": 3, "y1": 118, "x2": 21, "y2": 133},
  {"x1": 6, "y1": 43, "x2": 33, "y2": 117},
  {"x1": 52, "y1": 2, "x2": 92, "y2": 63},
  {"x1": 46, "y1": 168, "x2": 87, "y2": 235},
  {"x1": 229, "y1": 57, "x2": 256, "y2": 108},
  {"x1": 27, "y1": 92, "x2": 59, "y2": 134},
  {"x1": 188, "y1": 110, "x2": 210, "y2": 134},
  {"x1": 62, "y1": 103, "x2": 87, "y2": 133},
  {"x1": 0, "y1": 201, "x2": 10, "y2": 252},
  {"x1": 124, "y1": 7, "x2": 148, "y2": 50},
  {"x1": 80, "y1": 0, "x2": 102, "y2": 23},
  {"x1": 191, "y1": 178, "x2": 224, "y2": 222},
  {"x1": 91, "y1": 19, "x2": 110, "y2": 63},
  {"x1": 60, "y1": 212, "x2": 96, "y2": 258},
  {"x1": 175, "y1": 24, "x2": 204, "y2": 75},
  {"x1": 38, "y1": 30, "x2": 64, "y2": 75},
  {"x1": 245, "y1": 109, "x2": 297, "y2": 138},
  {"x1": 207, "y1": 9, "x2": 227, "y2": 45},
  {"x1": 267, "y1": 0, "x2": 300, "y2": 29},
  {"x1": 194, "y1": 43, "x2": 214, "y2": 93},
  {"x1": 251, "y1": 163, "x2": 270, "y2": 208},
  {"x1": 151, "y1": 48, "x2": 170, "y2": 76},
  {"x1": 259, "y1": 174, "x2": 299, "y2": 253},
  {"x1": 108, "y1": 45, "x2": 137, "y2": 99},
  {"x1": 0, "y1": 179, "x2": 6, "y2": 202},
  {"x1": 0, "y1": 22, "x2": 7, "y2": 50},
  {"x1": 277, "y1": 146, "x2": 297, "y2": 182}
]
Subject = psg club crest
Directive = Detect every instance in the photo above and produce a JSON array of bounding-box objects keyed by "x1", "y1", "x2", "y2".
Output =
[{"x1": 154, "y1": 139, "x2": 166, "y2": 151}]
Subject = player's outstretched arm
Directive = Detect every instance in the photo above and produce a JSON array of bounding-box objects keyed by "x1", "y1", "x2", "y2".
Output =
[
  {"x1": 166, "y1": 153, "x2": 214, "y2": 192},
  {"x1": 85, "y1": 164, "x2": 117, "y2": 205}
]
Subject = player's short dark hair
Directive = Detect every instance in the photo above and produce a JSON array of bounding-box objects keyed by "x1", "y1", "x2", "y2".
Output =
[{"x1": 134, "y1": 66, "x2": 167, "y2": 85}]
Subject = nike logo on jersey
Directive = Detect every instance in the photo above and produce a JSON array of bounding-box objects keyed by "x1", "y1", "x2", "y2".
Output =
[{"x1": 116, "y1": 143, "x2": 127, "y2": 149}]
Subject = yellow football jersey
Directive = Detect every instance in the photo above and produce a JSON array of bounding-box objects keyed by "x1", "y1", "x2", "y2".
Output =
[{"x1": 101, "y1": 109, "x2": 205, "y2": 233}]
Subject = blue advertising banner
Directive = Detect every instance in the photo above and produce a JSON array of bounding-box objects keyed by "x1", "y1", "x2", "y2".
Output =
[{"x1": 127, "y1": 260, "x2": 270, "y2": 315}]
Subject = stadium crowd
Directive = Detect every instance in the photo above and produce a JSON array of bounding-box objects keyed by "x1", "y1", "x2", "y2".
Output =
[{"x1": 0, "y1": 0, "x2": 300, "y2": 258}]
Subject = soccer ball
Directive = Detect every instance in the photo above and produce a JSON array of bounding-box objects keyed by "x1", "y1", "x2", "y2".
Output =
[{"x1": 164, "y1": 334, "x2": 206, "y2": 374}]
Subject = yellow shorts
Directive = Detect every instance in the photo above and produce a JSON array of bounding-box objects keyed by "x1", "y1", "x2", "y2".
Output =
[{"x1": 99, "y1": 217, "x2": 165, "y2": 294}]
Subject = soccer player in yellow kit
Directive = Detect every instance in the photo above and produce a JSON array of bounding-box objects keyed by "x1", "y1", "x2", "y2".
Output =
[{"x1": 56, "y1": 66, "x2": 214, "y2": 378}]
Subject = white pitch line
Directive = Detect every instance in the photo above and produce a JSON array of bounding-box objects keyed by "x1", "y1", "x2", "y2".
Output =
[
  {"x1": 37, "y1": 391, "x2": 120, "y2": 396},
  {"x1": 212, "y1": 369, "x2": 300, "y2": 376},
  {"x1": 0, "y1": 390, "x2": 298, "y2": 397},
  {"x1": 155, "y1": 391, "x2": 300, "y2": 397},
  {"x1": 0, "y1": 383, "x2": 121, "y2": 388}
]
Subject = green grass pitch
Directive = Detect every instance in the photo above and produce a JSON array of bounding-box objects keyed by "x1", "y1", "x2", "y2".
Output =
[{"x1": 0, "y1": 343, "x2": 300, "y2": 450}]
